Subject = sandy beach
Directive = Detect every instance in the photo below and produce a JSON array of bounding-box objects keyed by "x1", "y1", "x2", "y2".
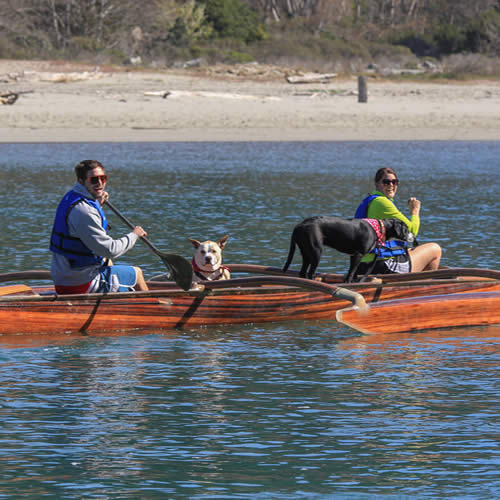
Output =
[{"x1": 1, "y1": 59, "x2": 499, "y2": 142}]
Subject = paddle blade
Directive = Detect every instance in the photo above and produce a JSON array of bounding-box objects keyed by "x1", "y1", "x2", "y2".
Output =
[
  {"x1": 159, "y1": 253, "x2": 193, "y2": 291},
  {"x1": 0, "y1": 284, "x2": 35, "y2": 296}
]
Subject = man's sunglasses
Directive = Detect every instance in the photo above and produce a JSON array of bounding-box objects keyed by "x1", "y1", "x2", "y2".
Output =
[
  {"x1": 89, "y1": 175, "x2": 108, "y2": 185},
  {"x1": 382, "y1": 178, "x2": 399, "y2": 186}
]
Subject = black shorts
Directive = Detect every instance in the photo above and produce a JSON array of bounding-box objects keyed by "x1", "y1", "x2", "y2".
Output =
[{"x1": 357, "y1": 252, "x2": 411, "y2": 276}]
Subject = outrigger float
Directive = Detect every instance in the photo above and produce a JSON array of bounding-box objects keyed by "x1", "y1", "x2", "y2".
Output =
[{"x1": 0, "y1": 265, "x2": 499, "y2": 336}]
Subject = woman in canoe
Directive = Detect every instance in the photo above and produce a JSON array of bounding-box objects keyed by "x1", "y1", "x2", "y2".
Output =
[
  {"x1": 354, "y1": 166, "x2": 442, "y2": 276},
  {"x1": 50, "y1": 160, "x2": 149, "y2": 294}
]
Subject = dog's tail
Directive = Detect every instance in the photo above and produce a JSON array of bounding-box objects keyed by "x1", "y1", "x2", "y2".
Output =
[{"x1": 282, "y1": 233, "x2": 296, "y2": 273}]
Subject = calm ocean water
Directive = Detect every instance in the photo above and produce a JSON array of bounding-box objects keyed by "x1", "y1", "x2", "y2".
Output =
[{"x1": 0, "y1": 141, "x2": 499, "y2": 498}]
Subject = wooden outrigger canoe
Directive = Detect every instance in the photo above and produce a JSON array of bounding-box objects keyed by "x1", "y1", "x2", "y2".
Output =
[
  {"x1": 336, "y1": 291, "x2": 500, "y2": 334},
  {"x1": 0, "y1": 266, "x2": 499, "y2": 336}
]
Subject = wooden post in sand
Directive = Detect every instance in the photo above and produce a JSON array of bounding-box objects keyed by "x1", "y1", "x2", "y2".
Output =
[{"x1": 358, "y1": 76, "x2": 367, "y2": 103}]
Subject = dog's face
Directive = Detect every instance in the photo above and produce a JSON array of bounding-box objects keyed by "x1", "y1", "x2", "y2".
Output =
[
  {"x1": 189, "y1": 235, "x2": 229, "y2": 272},
  {"x1": 385, "y1": 219, "x2": 414, "y2": 244}
]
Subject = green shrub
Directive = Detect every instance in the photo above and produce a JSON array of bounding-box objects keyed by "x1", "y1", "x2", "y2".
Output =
[
  {"x1": 201, "y1": 0, "x2": 265, "y2": 43},
  {"x1": 390, "y1": 31, "x2": 435, "y2": 57},
  {"x1": 224, "y1": 51, "x2": 255, "y2": 63},
  {"x1": 0, "y1": 35, "x2": 31, "y2": 59},
  {"x1": 369, "y1": 42, "x2": 413, "y2": 59},
  {"x1": 441, "y1": 52, "x2": 500, "y2": 77},
  {"x1": 166, "y1": 0, "x2": 213, "y2": 46},
  {"x1": 433, "y1": 24, "x2": 466, "y2": 54},
  {"x1": 66, "y1": 36, "x2": 104, "y2": 53},
  {"x1": 465, "y1": 9, "x2": 500, "y2": 55},
  {"x1": 63, "y1": 36, "x2": 126, "y2": 64}
]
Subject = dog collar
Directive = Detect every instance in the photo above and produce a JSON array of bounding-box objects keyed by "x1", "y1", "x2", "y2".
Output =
[
  {"x1": 191, "y1": 258, "x2": 213, "y2": 276},
  {"x1": 364, "y1": 219, "x2": 385, "y2": 246},
  {"x1": 191, "y1": 258, "x2": 229, "y2": 280},
  {"x1": 191, "y1": 258, "x2": 204, "y2": 273}
]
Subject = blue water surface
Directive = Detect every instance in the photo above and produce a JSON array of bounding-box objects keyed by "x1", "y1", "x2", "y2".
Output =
[{"x1": 0, "y1": 141, "x2": 499, "y2": 498}]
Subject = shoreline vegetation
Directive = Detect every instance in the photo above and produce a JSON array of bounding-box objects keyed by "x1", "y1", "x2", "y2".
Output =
[
  {"x1": 1, "y1": 1, "x2": 499, "y2": 141},
  {"x1": 1, "y1": 58, "x2": 499, "y2": 142},
  {"x1": 1, "y1": 1, "x2": 499, "y2": 74}
]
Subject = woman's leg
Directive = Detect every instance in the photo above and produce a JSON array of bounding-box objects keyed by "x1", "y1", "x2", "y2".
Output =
[
  {"x1": 133, "y1": 266, "x2": 149, "y2": 291},
  {"x1": 409, "y1": 243, "x2": 442, "y2": 272}
]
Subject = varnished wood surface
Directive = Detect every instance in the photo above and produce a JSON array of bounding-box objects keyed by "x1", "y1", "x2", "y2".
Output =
[
  {"x1": 224, "y1": 265, "x2": 500, "y2": 282},
  {"x1": 0, "y1": 284, "x2": 34, "y2": 296},
  {"x1": 0, "y1": 272, "x2": 499, "y2": 335},
  {"x1": 0, "y1": 287, "x2": 341, "y2": 335},
  {"x1": 0, "y1": 266, "x2": 499, "y2": 335},
  {"x1": 337, "y1": 291, "x2": 500, "y2": 334}
]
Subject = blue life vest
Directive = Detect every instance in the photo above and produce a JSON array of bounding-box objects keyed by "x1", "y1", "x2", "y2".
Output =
[
  {"x1": 354, "y1": 194, "x2": 380, "y2": 219},
  {"x1": 372, "y1": 239, "x2": 408, "y2": 259},
  {"x1": 50, "y1": 190, "x2": 107, "y2": 268},
  {"x1": 354, "y1": 194, "x2": 408, "y2": 259}
]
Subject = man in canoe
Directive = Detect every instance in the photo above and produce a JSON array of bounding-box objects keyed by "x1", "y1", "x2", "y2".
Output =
[
  {"x1": 354, "y1": 166, "x2": 442, "y2": 276},
  {"x1": 50, "y1": 160, "x2": 149, "y2": 294}
]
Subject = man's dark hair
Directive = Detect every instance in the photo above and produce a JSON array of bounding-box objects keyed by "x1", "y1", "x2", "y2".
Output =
[{"x1": 75, "y1": 160, "x2": 105, "y2": 181}]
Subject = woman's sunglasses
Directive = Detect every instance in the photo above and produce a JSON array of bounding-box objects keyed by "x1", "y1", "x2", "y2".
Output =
[
  {"x1": 89, "y1": 175, "x2": 108, "y2": 185},
  {"x1": 382, "y1": 178, "x2": 399, "y2": 186}
]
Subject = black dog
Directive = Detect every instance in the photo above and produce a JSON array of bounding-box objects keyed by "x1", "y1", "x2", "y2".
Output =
[{"x1": 282, "y1": 216, "x2": 412, "y2": 282}]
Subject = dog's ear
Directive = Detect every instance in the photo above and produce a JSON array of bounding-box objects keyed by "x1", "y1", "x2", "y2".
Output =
[
  {"x1": 189, "y1": 238, "x2": 201, "y2": 249},
  {"x1": 218, "y1": 235, "x2": 229, "y2": 249}
]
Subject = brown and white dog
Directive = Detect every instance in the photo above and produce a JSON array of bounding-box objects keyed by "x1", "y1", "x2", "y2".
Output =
[{"x1": 189, "y1": 235, "x2": 231, "y2": 282}]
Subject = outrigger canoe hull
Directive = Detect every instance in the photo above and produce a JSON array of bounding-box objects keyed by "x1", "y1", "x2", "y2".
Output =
[
  {"x1": 1, "y1": 287, "x2": 344, "y2": 335},
  {"x1": 337, "y1": 291, "x2": 500, "y2": 334},
  {"x1": 0, "y1": 267, "x2": 499, "y2": 336}
]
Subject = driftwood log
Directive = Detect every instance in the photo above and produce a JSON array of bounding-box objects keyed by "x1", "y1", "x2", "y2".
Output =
[
  {"x1": 0, "y1": 89, "x2": 34, "y2": 105},
  {"x1": 286, "y1": 73, "x2": 337, "y2": 84},
  {"x1": 143, "y1": 90, "x2": 280, "y2": 101}
]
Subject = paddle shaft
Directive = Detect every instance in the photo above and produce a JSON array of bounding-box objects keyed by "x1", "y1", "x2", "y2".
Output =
[
  {"x1": 104, "y1": 201, "x2": 194, "y2": 291},
  {"x1": 104, "y1": 201, "x2": 162, "y2": 256}
]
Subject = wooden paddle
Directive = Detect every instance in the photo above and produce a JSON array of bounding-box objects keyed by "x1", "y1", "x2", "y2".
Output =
[
  {"x1": 104, "y1": 201, "x2": 193, "y2": 291},
  {"x1": 0, "y1": 284, "x2": 34, "y2": 296}
]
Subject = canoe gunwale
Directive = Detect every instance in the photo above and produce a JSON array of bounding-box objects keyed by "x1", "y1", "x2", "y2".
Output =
[
  {"x1": 223, "y1": 264, "x2": 500, "y2": 282},
  {"x1": 0, "y1": 284, "x2": 326, "y2": 303},
  {"x1": 1, "y1": 275, "x2": 499, "y2": 304},
  {"x1": 0, "y1": 276, "x2": 345, "y2": 304},
  {"x1": 2, "y1": 266, "x2": 500, "y2": 288}
]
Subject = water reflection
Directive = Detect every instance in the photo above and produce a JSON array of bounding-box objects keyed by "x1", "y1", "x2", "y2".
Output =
[
  {"x1": 1, "y1": 142, "x2": 500, "y2": 497},
  {"x1": 1, "y1": 322, "x2": 499, "y2": 496}
]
